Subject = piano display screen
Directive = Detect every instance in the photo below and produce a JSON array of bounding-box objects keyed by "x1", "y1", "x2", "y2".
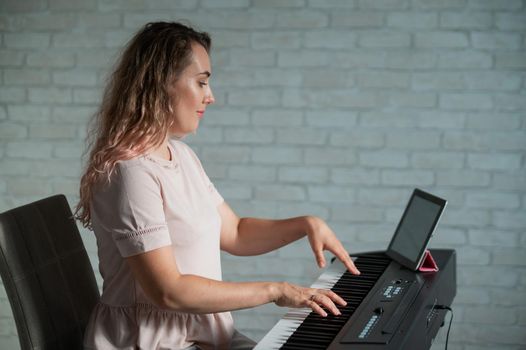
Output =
[{"x1": 387, "y1": 189, "x2": 446, "y2": 271}]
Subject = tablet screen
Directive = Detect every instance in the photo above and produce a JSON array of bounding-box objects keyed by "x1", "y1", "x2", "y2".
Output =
[{"x1": 386, "y1": 189, "x2": 447, "y2": 270}]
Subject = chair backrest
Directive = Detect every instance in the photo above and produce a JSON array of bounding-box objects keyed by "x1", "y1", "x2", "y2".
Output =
[{"x1": 0, "y1": 195, "x2": 100, "y2": 350}]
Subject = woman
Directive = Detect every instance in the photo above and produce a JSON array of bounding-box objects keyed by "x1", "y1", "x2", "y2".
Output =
[{"x1": 76, "y1": 21, "x2": 360, "y2": 350}]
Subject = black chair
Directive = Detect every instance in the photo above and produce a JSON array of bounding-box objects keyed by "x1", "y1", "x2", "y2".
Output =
[{"x1": 0, "y1": 195, "x2": 100, "y2": 350}]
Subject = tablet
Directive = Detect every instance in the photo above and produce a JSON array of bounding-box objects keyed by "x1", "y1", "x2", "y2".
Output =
[{"x1": 386, "y1": 188, "x2": 447, "y2": 271}]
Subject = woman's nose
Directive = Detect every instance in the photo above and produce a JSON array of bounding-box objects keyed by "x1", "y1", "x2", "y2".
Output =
[{"x1": 205, "y1": 88, "x2": 215, "y2": 105}]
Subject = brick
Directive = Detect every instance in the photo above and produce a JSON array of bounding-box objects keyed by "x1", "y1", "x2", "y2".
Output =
[
  {"x1": 52, "y1": 106, "x2": 95, "y2": 123},
  {"x1": 437, "y1": 170, "x2": 490, "y2": 187},
  {"x1": 54, "y1": 143, "x2": 84, "y2": 159},
  {"x1": 0, "y1": 122, "x2": 27, "y2": 139},
  {"x1": 440, "y1": 12, "x2": 492, "y2": 29},
  {"x1": 331, "y1": 205, "x2": 384, "y2": 222},
  {"x1": 28, "y1": 87, "x2": 72, "y2": 104},
  {"x1": 431, "y1": 228, "x2": 468, "y2": 245},
  {"x1": 211, "y1": 30, "x2": 249, "y2": 48},
  {"x1": 228, "y1": 165, "x2": 276, "y2": 182},
  {"x1": 440, "y1": 93, "x2": 493, "y2": 110},
  {"x1": 228, "y1": 89, "x2": 280, "y2": 107},
  {"x1": 413, "y1": 0, "x2": 467, "y2": 9},
  {"x1": 457, "y1": 246, "x2": 492, "y2": 265},
  {"x1": 278, "y1": 166, "x2": 328, "y2": 183},
  {"x1": 444, "y1": 131, "x2": 526, "y2": 151},
  {"x1": 202, "y1": 145, "x2": 251, "y2": 164},
  {"x1": 7, "y1": 105, "x2": 51, "y2": 121},
  {"x1": 304, "y1": 147, "x2": 357, "y2": 165},
  {"x1": 253, "y1": 69, "x2": 302, "y2": 87},
  {"x1": 224, "y1": 128, "x2": 274, "y2": 144},
  {"x1": 276, "y1": 128, "x2": 327, "y2": 145},
  {"x1": 493, "y1": 248, "x2": 526, "y2": 266},
  {"x1": 357, "y1": 188, "x2": 408, "y2": 206},
  {"x1": 0, "y1": 50, "x2": 24, "y2": 66},
  {"x1": 204, "y1": 12, "x2": 276, "y2": 30},
  {"x1": 455, "y1": 287, "x2": 490, "y2": 305},
  {"x1": 468, "y1": 0, "x2": 523, "y2": 10},
  {"x1": 333, "y1": 52, "x2": 384, "y2": 68},
  {"x1": 283, "y1": 90, "x2": 380, "y2": 108},
  {"x1": 331, "y1": 12, "x2": 384, "y2": 27},
  {"x1": 230, "y1": 49, "x2": 275, "y2": 67},
  {"x1": 17, "y1": 13, "x2": 77, "y2": 31},
  {"x1": 308, "y1": 0, "x2": 356, "y2": 8},
  {"x1": 385, "y1": 52, "x2": 436, "y2": 69},
  {"x1": 73, "y1": 88, "x2": 101, "y2": 104},
  {"x1": 53, "y1": 69, "x2": 98, "y2": 87},
  {"x1": 359, "y1": 31, "x2": 410, "y2": 48},
  {"x1": 438, "y1": 51, "x2": 492, "y2": 69},
  {"x1": 493, "y1": 174, "x2": 526, "y2": 191},
  {"x1": 359, "y1": 151, "x2": 409, "y2": 168},
  {"x1": 302, "y1": 69, "x2": 351, "y2": 88},
  {"x1": 387, "y1": 92, "x2": 436, "y2": 108},
  {"x1": 6, "y1": 141, "x2": 53, "y2": 159},
  {"x1": 464, "y1": 306, "x2": 517, "y2": 324},
  {"x1": 460, "y1": 266, "x2": 519, "y2": 287},
  {"x1": 358, "y1": 71, "x2": 410, "y2": 88},
  {"x1": 464, "y1": 72, "x2": 522, "y2": 91},
  {"x1": 201, "y1": 0, "x2": 249, "y2": 8},
  {"x1": 306, "y1": 111, "x2": 358, "y2": 128},
  {"x1": 76, "y1": 13, "x2": 122, "y2": 29},
  {"x1": 27, "y1": 51, "x2": 75, "y2": 68},
  {"x1": 252, "y1": 110, "x2": 303, "y2": 126},
  {"x1": 214, "y1": 182, "x2": 251, "y2": 200},
  {"x1": 33, "y1": 160, "x2": 81, "y2": 177},
  {"x1": 467, "y1": 153, "x2": 521, "y2": 170},
  {"x1": 491, "y1": 288, "x2": 526, "y2": 307},
  {"x1": 0, "y1": 88, "x2": 26, "y2": 103},
  {"x1": 468, "y1": 192, "x2": 521, "y2": 210},
  {"x1": 466, "y1": 113, "x2": 522, "y2": 130},
  {"x1": 4, "y1": 33, "x2": 50, "y2": 48},
  {"x1": 411, "y1": 152, "x2": 465, "y2": 169},
  {"x1": 276, "y1": 202, "x2": 329, "y2": 220},
  {"x1": 387, "y1": 12, "x2": 438, "y2": 28},
  {"x1": 49, "y1": 0, "x2": 96, "y2": 10},
  {"x1": 493, "y1": 211, "x2": 526, "y2": 229},
  {"x1": 496, "y1": 53, "x2": 526, "y2": 69},
  {"x1": 28, "y1": 123, "x2": 79, "y2": 139},
  {"x1": 278, "y1": 51, "x2": 328, "y2": 67},
  {"x1": 477, "y1": 326, "x2": 526, "y2": 346},
  {"x1": 253, "y1": 0, "x2": 305, "y2": 7},
  {"x1": 276, "y1": 11, "x2": 328, "y2": 28},
  {"x1": 252, "y1": 146, "x2": 302, "y2": 164},
  {"x1": 472, "y1": 32, "x2": 522, "y2": 49},
  {"x1": 494, "y1": 94, "x2": 526, "y2": 111},
  {"x1": 495, "y1": 13, "x2": 526, "y2": 31},
  {"x1": 360, "y1": 111, "x2": 419, "y2": 128},
  {"x1": 105, "y1": 30, "x2": 135, "y2": 48},
  {"x1": 308, "y1": 185, "x2": 355, "y2": 202},
  {"x1": 381, "y1": 170, "x2": 434, "y2": 186},
  {"x1": 0, "y1": 107, "x2": 6, "y2": 120},
  {"x1": 330, "y1": 130, "x2": 383, "y2": 148},
  {"x1": 145, "y1": 0, "x2": 198, "y2": 10},
  {"x1": 7, "y1": 178, "x2": 52, "y2": 196},
  {"x1": 415, "y1": 31, "x2": 469, "y2": 48},
  {"x1": 386, "y1": 131, "x2": 441, "y2": 150},
  {"x1": 0, "y1": 0, "x2": 47, "y2": 12},
  {"x1": 252, "y1": 32, "x2": 302, "y2": 49},
  {"x1": 52, "y1": 33, "x2": 105, "y2": 48},
  {"x1": 331, "y1": 168, "x2": 380, "y2": 185},
  {"x1": 254, "y1": 185, "x2": 306, "y2": 201},
  {"x1": 412, "y1": 72, "x2": 466, "y2": 90},
  {"x1": 304, "y1": 30, "x2": 356, "y2": 49},
  {"x1": 468, "y1": 229, "x2": 518, "y2": 247},
  {"x1": 4, "y1": 69, "x2": 50, "y2": 86}
]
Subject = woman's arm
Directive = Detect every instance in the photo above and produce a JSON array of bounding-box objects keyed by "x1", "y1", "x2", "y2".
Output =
[
  {"x1": 126, "y1": 245, "x2": 345, "y2": 316},
  {"x1": 218, "y1": 202, "x2": 360, "y2": 274}
]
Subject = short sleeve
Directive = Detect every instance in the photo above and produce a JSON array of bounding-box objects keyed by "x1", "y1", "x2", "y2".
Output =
[
  {"x1": 92, "y1": 162, "x2": 172, "y2": 257},
  {"x1": 180, "y1": 143, "x2": 224, "y2": 207}
]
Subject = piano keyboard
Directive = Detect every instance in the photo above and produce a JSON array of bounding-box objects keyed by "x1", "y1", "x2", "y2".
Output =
[{"x1": 255, "y1": 254, "x2": 390, "y2": 350}]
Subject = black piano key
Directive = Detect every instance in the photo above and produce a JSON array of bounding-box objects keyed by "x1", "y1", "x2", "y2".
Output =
[{"x1": 280, "y1": 254, "x2": 391, "y2": 349}]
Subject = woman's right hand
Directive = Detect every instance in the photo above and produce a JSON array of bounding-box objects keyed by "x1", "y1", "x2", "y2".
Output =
[{"x1": 273, "y1": 282, "x2": 347, "y2": 317}]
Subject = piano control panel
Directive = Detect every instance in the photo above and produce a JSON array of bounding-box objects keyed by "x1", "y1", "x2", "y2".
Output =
[{"x1": 341, "y1": 277, "x2": 423, "y2": 344}]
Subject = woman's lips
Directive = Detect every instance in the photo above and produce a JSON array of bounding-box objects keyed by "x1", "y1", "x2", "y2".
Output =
[{"x1": 197, "y1": 110, "x2": 204, "y2": 117}]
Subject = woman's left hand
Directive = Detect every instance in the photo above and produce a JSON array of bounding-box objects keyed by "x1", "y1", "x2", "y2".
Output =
[{"x1": 305, "y1": 216, "x2": 360, "y2": 275}]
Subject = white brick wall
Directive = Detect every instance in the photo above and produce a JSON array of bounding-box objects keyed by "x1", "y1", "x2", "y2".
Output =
[{"x1": 1, "y1": 1, "x2": 525, "y2": 349}]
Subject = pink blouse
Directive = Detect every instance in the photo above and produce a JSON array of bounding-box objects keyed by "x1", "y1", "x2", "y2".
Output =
[{"x1": 83, "y1": 140, "x2": 234, "y2": 350}]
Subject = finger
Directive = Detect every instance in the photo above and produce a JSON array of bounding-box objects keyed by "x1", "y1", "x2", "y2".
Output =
[
  {"x1": 314, "y1": 248, "x2": 326, "y2": 268},
  {"x1": 308, "y1": 300, "x2": 328, "y2": 317},
  {"x1": 324, "y1": 289, "x2": 347, "y2": 306},
  {"x1": 334, "y1": 248, "x2": 360, "y2": 275},
  {"x1": 314, "y1": 294, "x2": 341, "y2": 316}
]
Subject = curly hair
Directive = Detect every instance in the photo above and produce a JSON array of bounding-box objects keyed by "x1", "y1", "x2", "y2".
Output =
[{"x1": 75, "y1": 21, "x2": 211, "y2": 228}]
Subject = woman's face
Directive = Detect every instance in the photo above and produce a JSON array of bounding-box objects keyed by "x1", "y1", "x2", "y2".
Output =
[{"x1": 169, "y1": 43, "x2": 215, "y2": 137}]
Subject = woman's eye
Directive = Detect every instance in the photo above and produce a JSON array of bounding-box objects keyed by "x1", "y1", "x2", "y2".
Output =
[{"x1": 199, "y1": 81, "x2": 208, "y2": 87}]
